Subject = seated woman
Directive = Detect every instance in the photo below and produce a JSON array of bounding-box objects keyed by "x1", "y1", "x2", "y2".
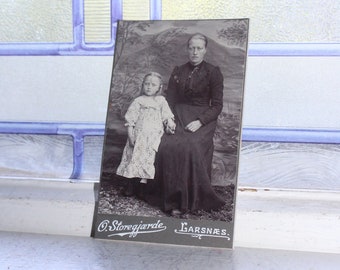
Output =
[{"x1": 154, "y1": 33, "x2": 226, "y2": 216}]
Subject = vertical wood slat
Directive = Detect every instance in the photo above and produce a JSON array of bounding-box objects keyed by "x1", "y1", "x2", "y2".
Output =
[
  {"x1": 84, "y1": 0, "x2": 112, "y2": 43},
  {"x1": 122, "y1": 0, "x2": 150, "y2": 19}
]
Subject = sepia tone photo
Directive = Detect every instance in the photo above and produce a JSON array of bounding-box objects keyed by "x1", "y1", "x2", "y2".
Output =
[{"x1": 93, "y1": 19, "x2": 249, "y2": 248}]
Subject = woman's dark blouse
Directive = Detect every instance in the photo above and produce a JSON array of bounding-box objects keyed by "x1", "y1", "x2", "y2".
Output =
[{"x1": 166, "y1": 60, "x2": 224, "y2": 125}]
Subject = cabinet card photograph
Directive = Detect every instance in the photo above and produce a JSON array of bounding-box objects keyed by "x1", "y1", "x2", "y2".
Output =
[{"x1": 92, "y1": 19, "x2": 249, "y2": 248}]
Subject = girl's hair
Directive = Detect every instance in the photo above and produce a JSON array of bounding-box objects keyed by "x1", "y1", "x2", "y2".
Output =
[{"x1": 140, "y1": 72, "x2": 163, "y2": 96}]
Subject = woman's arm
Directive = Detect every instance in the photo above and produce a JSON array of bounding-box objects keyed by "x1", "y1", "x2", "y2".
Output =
[
  {"x1": 197, "y1": 66, "x2": 224, "y2": 125},
  {"x1": 165, "y1": 66, "x2": 179, "y2": 110}
]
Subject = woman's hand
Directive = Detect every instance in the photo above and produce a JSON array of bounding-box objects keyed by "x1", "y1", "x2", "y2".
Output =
[{"x1": 185, "y1": 120, "x2": 203, "y2": 132}]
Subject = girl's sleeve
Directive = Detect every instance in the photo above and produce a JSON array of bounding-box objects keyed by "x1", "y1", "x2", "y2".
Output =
[
  {"x1": 160, "y1": 96, "x2": 174, "y2": 122},
  {"x1": 124, "y1": 99, "x2": 140, "y2": 127}
]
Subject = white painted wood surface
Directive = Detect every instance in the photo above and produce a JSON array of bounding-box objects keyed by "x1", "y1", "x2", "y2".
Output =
[
  {"x1": 234, "y1": 188, "x2": 340, "y2": 254},
  {"x1": 0, "y1": 178, "x2": 94, "y2": 236},
  {"x1": 1, "y1": 57, "x2": 340, "y2": 129},
  {"x1": 0, "y1": 56, "x2": 113, "y2": 123},
  {"x1": 1, "y1": 178, "x2": 339, "y2": 254}
]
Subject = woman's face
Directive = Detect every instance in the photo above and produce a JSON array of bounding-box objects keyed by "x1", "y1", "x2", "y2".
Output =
[
  {"x1": 143, "y1": 76, "x2": 161, "y2": 96},
  {"x1": 187, "y1": 38, "x2": 207, "y2": 66}
]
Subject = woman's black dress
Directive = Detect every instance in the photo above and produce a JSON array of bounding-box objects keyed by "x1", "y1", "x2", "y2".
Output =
[{"x1": 155, "y1": 61, "x2": 225, "y2": 212}]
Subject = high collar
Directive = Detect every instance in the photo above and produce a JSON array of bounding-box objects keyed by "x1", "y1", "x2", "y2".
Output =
[{"x1": 188, "y1": 60, "x2": 205, "y2": 70}]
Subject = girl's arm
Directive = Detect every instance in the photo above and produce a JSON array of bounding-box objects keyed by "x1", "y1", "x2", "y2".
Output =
[
  {"x1": 124, "y1": 98, "x2": 141, "y2": 145},
  {"x1": 127, "y1": 126, "x2": 135, "y2": 146},
  {"x1": 160, "y1": 96, "x2": 176, "y2": 134}
]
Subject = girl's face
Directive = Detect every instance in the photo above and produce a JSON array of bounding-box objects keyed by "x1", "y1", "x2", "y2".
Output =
[{"x1": 143, "y1": 76, "x2": 161, "y2": 96}]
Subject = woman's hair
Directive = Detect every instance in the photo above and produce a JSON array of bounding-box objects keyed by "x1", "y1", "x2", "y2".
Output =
[
  {"x1": 140, "y1": 72, "x2": 163, "y2": 96},
  {"x1": 187, "y1": 33, "x2": 208, "y2": 48}
]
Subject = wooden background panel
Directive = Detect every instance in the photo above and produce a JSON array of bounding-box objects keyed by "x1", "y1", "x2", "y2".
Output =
[{"x1": 239, "y1": 142, "x2": 340, "y2": 190}]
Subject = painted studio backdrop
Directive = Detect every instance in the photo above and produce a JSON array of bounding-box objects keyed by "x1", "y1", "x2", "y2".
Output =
[{"x1": 92, "y1": 19, "x2": 249, "y2": 248}]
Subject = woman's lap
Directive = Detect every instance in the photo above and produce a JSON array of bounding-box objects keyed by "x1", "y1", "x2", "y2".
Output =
[{"x1": 154, "y1": 122, "x2": 225, "y2": 212}]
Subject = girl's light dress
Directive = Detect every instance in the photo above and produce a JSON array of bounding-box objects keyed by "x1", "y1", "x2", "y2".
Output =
[{"x1": 116, "y1": 95, "x2": 174, "y2": 179}]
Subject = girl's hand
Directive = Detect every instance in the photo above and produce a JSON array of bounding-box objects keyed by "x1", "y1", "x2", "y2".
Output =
[
  {"x1": 185, "y1": 120, "x2": 202, "y2": 132},
  {"x1": 165, "y1": 118, "x2": 176, "y2": 134}
]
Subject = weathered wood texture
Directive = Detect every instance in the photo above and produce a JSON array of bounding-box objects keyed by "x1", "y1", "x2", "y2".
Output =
[
  {"x1": 239, "y1": 142, "x2": 340, "y2": 190},
  {"x1": 1, "y1": 135, "x2": 340, "y2": 191},
  {"x1": 0, "y1": 134, "x2": 73, "y2": 179}
]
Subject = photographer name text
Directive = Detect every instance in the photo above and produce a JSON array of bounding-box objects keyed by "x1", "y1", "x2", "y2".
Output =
[{"x1": 97, "y1": 219, "x2": 166, "y2": 238}]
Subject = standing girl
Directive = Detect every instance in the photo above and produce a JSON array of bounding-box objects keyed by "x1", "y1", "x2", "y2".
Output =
[{"x1": 116, "y1": 72, "x2": 175, "y2": 194}]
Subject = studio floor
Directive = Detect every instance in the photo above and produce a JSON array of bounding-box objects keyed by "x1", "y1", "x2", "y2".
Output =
[{"x1": 1, "y1": 231, "x2": 340, "y2": 270}]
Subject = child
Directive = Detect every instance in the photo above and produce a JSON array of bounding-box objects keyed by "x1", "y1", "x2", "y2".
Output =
[{"x1": 116, "y1": 72, "x2": 175, "y2": 195}]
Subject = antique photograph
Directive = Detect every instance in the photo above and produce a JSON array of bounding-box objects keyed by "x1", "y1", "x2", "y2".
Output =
[{"x1": 93, "y1": 19, "x2": 249, "y2": 248}]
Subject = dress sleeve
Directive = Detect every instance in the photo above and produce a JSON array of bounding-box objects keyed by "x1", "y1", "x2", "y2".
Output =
[
  {"x1": 124, "y1": 99, "x2": 140, "y2": 127},
  {"x1": 159, "y1": 96, "x2": 174, "y2": 122},
  {"x1": 197, "y1": 66, "x2": 224, "y2": 125}
]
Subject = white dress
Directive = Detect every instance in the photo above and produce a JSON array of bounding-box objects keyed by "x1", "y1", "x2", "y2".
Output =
[{"x1": 116, "y1": 95, "x2": 174, "y2": 179}]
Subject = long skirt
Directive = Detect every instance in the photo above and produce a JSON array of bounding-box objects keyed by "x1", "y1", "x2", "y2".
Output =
[{"x1": 154, "y1": 104, "x2": 225, "y2": 212}]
